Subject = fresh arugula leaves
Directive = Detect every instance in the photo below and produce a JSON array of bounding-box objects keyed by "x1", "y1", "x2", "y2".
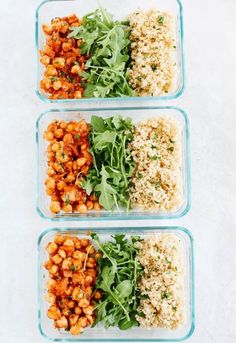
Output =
[
  {"x1": 68, "y1": 7, "x2": 135, "y2": 98},
  {"x1": 82, "y1": 115, "x2": 135, "y2": 210},
  {"x1": 91, "y1": 233, "x2": 143, "y2": 330}
]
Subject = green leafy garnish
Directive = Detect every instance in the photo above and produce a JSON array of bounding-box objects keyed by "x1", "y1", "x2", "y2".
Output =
[
  {"x1": 68, "y1": 7, "x2": 135, "y2": 98},
  {"x1": 74, "y1": 133, "x2": 80, "y2": 140},
  {"x1": 82, "y1": 115, "x2": 135, "y2": 210},
  {"x1": 157, "y1": 15, "x2": 164, "y2": 25},
  {"x1": 167, "y1": 146, "x2": 174, "y2": 152},
  {"x1": 151, "y1": 64, "x2": 157, "y2": 71},
  {"x1": 70, "y1": 265, "x2": 76, "y2": 272},
  {"x1": 151, "y1": 155, "x2": 161, "y2": 160},
  {"x1": 92, "y1": 233, "x2": 143, "y2": 329}
]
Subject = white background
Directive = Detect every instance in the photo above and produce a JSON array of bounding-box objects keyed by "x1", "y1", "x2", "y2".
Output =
[{"x1": 1, "y1": 0, "x2": 236, "y2": 342}]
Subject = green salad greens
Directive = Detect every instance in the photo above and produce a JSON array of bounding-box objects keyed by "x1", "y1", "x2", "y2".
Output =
[
  {"x1": 82, "y1": 115, "x2": 135, "y2": 211},
  {"x1": 68, "y1": 6, "x2": 134, "y2": 98},
  {"x1": 91, "y1": 233, "x2": 143, "y2": 330}
]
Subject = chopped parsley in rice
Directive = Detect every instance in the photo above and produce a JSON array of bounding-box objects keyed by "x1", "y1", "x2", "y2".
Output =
[
  {"x1": 129, "y1": 117, "x2": 182, "y2": 211},
  {"x1": 128, "y1": 9, "x2": 176, "y2": 96},
  {"x1": 136, "y1": 234, "x2": 184, "y2": 329}
]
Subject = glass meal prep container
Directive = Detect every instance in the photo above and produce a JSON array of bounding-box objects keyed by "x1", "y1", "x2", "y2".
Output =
[
  {"x1": 36, "y1": 106, "x2": 190, "y2": 221},
  {"x1": 35, "y1": 0, "x2": 184, "y2": 104},
  {"x1": 38, "y1": 226, "x2": 195, "y2": 342}
]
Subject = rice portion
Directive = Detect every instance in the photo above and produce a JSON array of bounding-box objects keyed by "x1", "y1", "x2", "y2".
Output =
[
  {"x1": 136, "y1": 234, "x2": 184, "y2": 329},
  {"x1": 128, "y1": 9, "x2": 176, "y2": 96},
  {"x1": 129, "y1": 117, "x2": 182, "y2": 211}
]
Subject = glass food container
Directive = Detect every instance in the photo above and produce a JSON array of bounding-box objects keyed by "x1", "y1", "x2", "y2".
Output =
[
  {"x1": 36, "y1": 106, "x2": 190, "y2": 221},
  {"x1": 38, "y1": 226, "x2": 195, "y2": 342},
  {"x1": 35, "y1": 0, "x2": 184, "y2": 104}
]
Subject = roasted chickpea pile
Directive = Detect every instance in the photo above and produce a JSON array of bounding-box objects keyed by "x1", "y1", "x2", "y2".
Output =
[
  {"x1": 40, "y1": 15, "x2": 87, "y2": 99},
  {"x1": 44, "y1": 235, "x2": 102, "y2": 335},
  {"x1": 44, "y1": 120, "x2": 101, "y2": 214}
]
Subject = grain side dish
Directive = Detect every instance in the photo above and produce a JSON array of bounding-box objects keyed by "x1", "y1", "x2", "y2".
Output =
[
  {"x1": 128, "y1": 10, "x2": 176, "y2": 96},
  {"x1": 43, "y1": 115, "x2": 183, "y2": 214},
  {"x1": 136, "y1": 234, "x2": 184, "y2": 328},
  {"x1": 43, "y1": 233, "x2": 185, "y2": 335},
  {"x1": 39, "y1": 7, "x2": 177, "y2": 99},
  {"x1": 130, "y1": 117, "x2": 182, "y2": 211}
]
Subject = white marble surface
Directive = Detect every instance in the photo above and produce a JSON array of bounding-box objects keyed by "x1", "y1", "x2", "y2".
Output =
[{"x1": 1, "y1": 0, "x2": 236, "y2": 342}]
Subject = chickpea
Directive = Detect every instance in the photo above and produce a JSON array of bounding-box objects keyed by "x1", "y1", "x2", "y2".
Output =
[
  {"x1": 69, "y1": 314, "x2": 79, "y2": 326},
  {"x1": 56, "y1": 316, "x2": 68, "y2": 328},
  {"x1": 89, "y1": 194, "x2": 97, "y2": 202},
  {"x1": 47, "y1": 292, "x2": 56, "y2": 304},
  {"x1": 62, "y1": 308, "x2": 71, "y2": 317},
  {"x1": 52, "y1": 254, "x2": 62, "y2": 265},
  {"x1": 44, "y1": 260, "x2": 53, "y2": 270},
  {"x1": 73, "y1": 259, "x2": 82, "y2": 270},
  {"x1": 85, "y1": 245, "x2": 95, "y2": 255},
  {"x1": 57, "y1": 250, "x2": 66, "y2": 260},
  {"x1": 54, "y1": 234, "x2": 65, "y2": 245},
  {"x1": 78, "y1": 316, "x2": 88, "y2": 327},
  {"x1": 46, "y1": 177, "x2": 55, "y2": 189},
  {"x1": 47, "y1": 305, "x2": 61, "y2": 320},
  {"x1": 44, "y1": 45, "x2": 55, "y2": 58},
  {"x1": 86, "y1": 257, "x2": 96, "y2": 268},
  {"x1": 53, "y1": 57, "x2": 65, "y2": 69},
  {"x1": 86, "y1": 269, "x2": 96, "y2": 278},
  {"x1": 54, "y1": 128, "x2": 64, "y2": 139},
  {"x1": 57, "y1": 180, "x2": 66, "y2": 191},
  {"x1": 83, "y1": 305, "x2": 94, "y2": 316},
  {"x1": 50, "y1": 200, "x2": 61, "y2": 213},
  {"x1": 72, "y1": 287, "x2": 83, "y2": 301},
  {"x1": 70, "y1": 323, "x2": 83, "y2": 335},
  {"x1": 73, "y1": 250, "x2": 86, "y2": 261},
  {"x1": 78, "y1": 298, "x2": 89, "y2": 308},
  {"x1": 62, "y1": 42, "x2": 71, "y2": 52},
  {"x1": 84, "y1": 275, "x2": 93, "y2": 286},
  {"x1": 56, "y1": 150, "x2": 68, "y2": 163},
  {"x1": 77, "y1": 204, "x2": 87, "y2": 214},
  {"x1": 86, "y1": 201, "x2": 93, "y2": 210},
  {"x1": 53, "y1": 80, "x2": 62, "y2": 90},
  {"x1": 62, "y1": 204, "x2": 73, "y2": 213},
  {"x1": 47, "y1": 167, "x2": 55, "y2": 176},
  {"x1": 75, "y1": 240, "x2": 81, "y2": 249},
  {"x1": 42, "y1": 24, "x2": 52, "y2": 35},
  {"x1": 62, "y1": 131, "x2": 72, "y2": 142},
  {"x1": 95, "y1": 252, "x2": 102, "y2": 261},
  {"x1": 71, "y1": 64, "x2": 80, "y2": 74},
  {"x1": 84, "y1": 286, "x2": 93, "y2": 297},
  {"x1": 94, "y1": 202, "x2": 101, "y2": 211},
  {"x1": 53, "y1": 162, "x2": 63, "y2": 172},
  {"x1": 60, "y1": 21, "x2": 69, "y2": 33},
  {"x1": 50, "y1": 264, "x2": 59, "y2": 275},
  {"x1": 64, "y1": 239, "x2": 74, "y2": 247},
  {"x1": 44, "y1": 131, "x2": 54, "y2": 141},
  {"x1": 72, "y1": 273, "x2": 84, "y2": 285},
  {"x1": 86, "y1": 315, "x2": 94, "y2": 325},
  {"x1": 40, "y1": 55, "x2": 50, "y2": 65},
  {"x1": 79, "y1": 238, "x2": 88, "y2": 248},
  {"x1": 41, "y1": 77, "x2": 52, "y2": 90},
  {"x1": 46, "y1": 242, "x2": 58, "y2": 255},
  {"x1": 74, "y1": 306, "x2": 82, "y2": 315},
  {"x1": 45, "y1": 65, "x2": 58, "y2": 76},
  {"x1": 62, "y1": 257, "x2": 73, "y2": 270},
  {"x1": 68, "y1": 300, "x2": 75, "y2": 309},
  {"x1": 60, "y1": 121, "x2": 67, "y2": 129},
  {"x1": 47, "y1": 279, "x2": 57, "y2": 291},
  {"x1": 46, "y1": 187, "x2": 54, "y2": 196},
  {"x1": 74, "y1": 90, "x2": 82, "y2": 98},
  {"x1": 94, "y1": 290, "x2": 102, "y2": 300}
]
